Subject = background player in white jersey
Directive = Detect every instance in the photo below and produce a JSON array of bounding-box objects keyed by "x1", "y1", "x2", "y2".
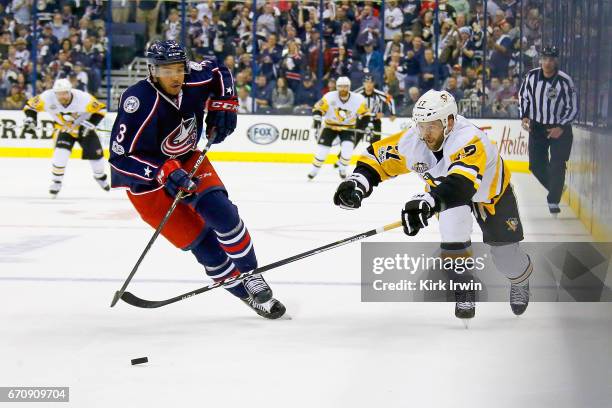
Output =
[
  {"x1": 308, "y1": 76, "x2": 372, "y2": 180},
  {"x1": 23, "y1": 79, "x2": 109, "y2": 197},
  {"x1": 333, "y1": 90, "x2": 532, "y2": 321}
]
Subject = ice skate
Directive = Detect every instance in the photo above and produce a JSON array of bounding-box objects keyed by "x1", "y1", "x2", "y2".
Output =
[
  {"x1": 455, "y1": 289, "x2": 476, "y2": 320},
  {"x1": 49, "y1": 181, "x2": 62, "y2": 198},
  {"x1": 243, "y1": 274, "x2": 273, "y2": 304},
  {"x1": 242, "y1": 296, "x2": 287, "y2": 320},
  {"x1": 94, "y1": 174, "x2": 111, "y2": 191},
  {"x1": 510, "y1": 279, "x2": 530, "y2": 316}
]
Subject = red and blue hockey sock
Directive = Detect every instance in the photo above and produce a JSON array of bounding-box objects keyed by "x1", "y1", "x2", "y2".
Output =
[
  {"x1": 191, "y1": 232, "x2": 249, "y2": 299},
  {"x1": 195, "y1": 191, "x2": 258, "y2": 273}
]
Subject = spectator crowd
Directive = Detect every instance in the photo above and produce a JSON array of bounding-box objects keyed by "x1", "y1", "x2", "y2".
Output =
[{"x1": 0, "y1": 0, "x2": 545, "y2": 117}]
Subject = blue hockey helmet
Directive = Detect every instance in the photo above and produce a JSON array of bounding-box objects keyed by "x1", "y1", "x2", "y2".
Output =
[{"x1": 145, "y1": 40, "x2": 190, "y2": 77}]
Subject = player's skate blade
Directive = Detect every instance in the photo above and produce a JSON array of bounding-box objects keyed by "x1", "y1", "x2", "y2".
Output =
[
  {"x1": 548, "y1": 203, "x2": 560, "y2": 218},
  {"x1": 49, "y1": 181, "x2": 61, "y2": 198},
  {"x1": 510, "y1": 280, "x2": 530, "y2": 316},
  {"x1": 242, "y1": 297, "x2": 286, "y2": 319},
  {"x1": 243, "y1": 275, "x2": 273, "y2": 304},
  {"x1": 455, "y1": 289, "x2": 475, "y2": 320},
  {"x1": 95, "y1": 174, "x2": 111, "y2": 191}
]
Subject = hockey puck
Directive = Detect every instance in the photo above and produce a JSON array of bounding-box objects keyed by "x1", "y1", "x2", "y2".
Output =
[{"x1": 131, "y1": 357, "x2": 148, "y2": 365}]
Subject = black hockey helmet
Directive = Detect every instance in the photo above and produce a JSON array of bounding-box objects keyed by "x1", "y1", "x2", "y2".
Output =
[
  {"x1": 145, "y1": 40, "x2": 190, "y2": 78},
  {"x1": 363, "y1": 68, "x2": 374, "y2": 83},
  {"x1": 541, "y1": 45, "x2": 559, "y2": 58},
  {"x1": 146, "y1": 40, "x2": 188, "y2": 65}
]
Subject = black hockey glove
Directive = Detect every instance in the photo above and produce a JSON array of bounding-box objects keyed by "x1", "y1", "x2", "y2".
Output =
[
  {"x1": 23, "y1": 116, "x2": 36, "y2": 132},
  {"x1": 333, "y1": 174, "x2": 369, "y2": 210},
  {"x1": 401, "y1": 192, "x2": 436, "y2": 236},
  {"x1": 205, "y1": 97, "x2": 239, "y2": 144},
  {"x1": 312, "y1": 112, "x2": 322, "y2": 130}
]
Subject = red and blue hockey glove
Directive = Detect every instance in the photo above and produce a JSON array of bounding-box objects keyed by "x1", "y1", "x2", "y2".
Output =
[
  {"x1": 205, "y1": 97, "x2": 239, "y2": 144},
  {"x1": 401, "y1": 193, "x2": 436, "y2": 236},
  {"x1": 156, "y1": 159, "x2": 199, "y2": 197}
]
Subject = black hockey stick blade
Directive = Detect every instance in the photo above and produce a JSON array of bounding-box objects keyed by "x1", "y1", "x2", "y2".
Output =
[{"x1": 120, "y1": 220, "x2": 403, "y2": 309}]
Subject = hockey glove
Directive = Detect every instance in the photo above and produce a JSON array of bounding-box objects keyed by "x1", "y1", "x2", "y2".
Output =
[
  {"x1": 333, "y1": 174, "x2": 369, "y2": 210},
  {"x1": 365, "y1": 121, "x2": 375, "y2": 139},
  {"x1": 157, "y1": 159, "x2": 199, "y2": 197},
  {"x1": 401, "y1": 193, "x2": 436, "y2": 236},
  {"x1": 312, "y1": 113, "x2": 322, "y2": 130},
  {"x1": 205, "y1": 97, "x2": 239, "y2": 144},
  {"x1": 23, "y1": 117, "x2": 36, "y2": 132}
]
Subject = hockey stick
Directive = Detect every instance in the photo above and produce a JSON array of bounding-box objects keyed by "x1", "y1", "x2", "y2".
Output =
[
  {"x1": 0, "y1": 123, "x2": 112, "y2": 133},
  {"x1": 110, "y1": 129, "x2": 218, "y2": 307},
  {"x1": 120, "y1": 220, "x2": 403, "y2": 308}
]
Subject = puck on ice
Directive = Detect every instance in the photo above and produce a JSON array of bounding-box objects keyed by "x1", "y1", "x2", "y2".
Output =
[{"x1": 131, "y1": 357, "x2": 148, "y2": 365}]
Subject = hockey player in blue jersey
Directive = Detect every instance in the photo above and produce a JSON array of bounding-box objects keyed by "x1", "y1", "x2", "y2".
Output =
[{"x1": 108, "y1": 40, "x2": 286, "y2": 319}]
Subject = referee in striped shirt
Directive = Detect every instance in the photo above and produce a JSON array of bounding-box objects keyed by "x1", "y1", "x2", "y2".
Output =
[
  {"x1": 354, "y1": 72, "x2": 396, "y2": 144},
  {"x1": 518, "y1": 46, "x2": 578, "y2": 216}
]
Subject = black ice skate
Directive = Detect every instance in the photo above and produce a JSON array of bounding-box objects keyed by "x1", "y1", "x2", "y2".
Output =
[
  {"x1": 510, "y1": 279, "x2": 530, "y2": 316},
  {"x1": 95, "y1": 174, "x2": 111, "y2": 191},
  {"x1": 548, "y1": 203, "x2": 560, "y2": 218},
  {"x1": 243, "y1": 274, "x2": 273, "y2": 304},
  {"x1": 242, "y1": 296, "x2": 287, "y2": 319},
  {"x1": 455, "y1": 289, "x2": 476, "y2": 319},
  {"x1": 49, "y1": 181, "x2": 62, "y2": 198}
]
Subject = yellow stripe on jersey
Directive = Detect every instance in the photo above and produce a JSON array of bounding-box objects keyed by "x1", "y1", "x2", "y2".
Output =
[
  {"x1": 24, "y1": 95, "x2": 45, "y2": 112},
  {"x1": 448, "y1": 136, "x2": 487, "y2": 189},
  {"x1": 357, "y1": 132, "x2": 409, "y2": 181},
  {"x1": 313, "y1": 96, "x2": 330, "y2": 114},
  {"x1": 86, "y1": 97, "x2": 106, "y2": 115},
  {"x1": 356, "y1": 101, "x2": 370, "y2": 117}
]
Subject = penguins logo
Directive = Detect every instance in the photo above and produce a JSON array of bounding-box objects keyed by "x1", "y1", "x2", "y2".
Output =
[
  {"x1": 506, "y1": 218, "x2": 519, "y2": 232},
  {"x1": 161, "y1": 115, "x2": 198, "y2": 156}
]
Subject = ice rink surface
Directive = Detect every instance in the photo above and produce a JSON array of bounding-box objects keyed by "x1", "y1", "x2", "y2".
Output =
[{"x1": 1, "y1": 158, "x2": 611, "y2": 408}]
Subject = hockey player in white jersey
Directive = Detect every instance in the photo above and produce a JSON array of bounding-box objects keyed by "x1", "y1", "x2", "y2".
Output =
[
  {"x1": 23, "y1": 79, "x2": 109, "y2": 197},
  {"x1": 308, "y1": 76, "x2": 373, "y2": 180},
  {"x1": 333, "y1": 90, "x2": 532, "y2": 320}
]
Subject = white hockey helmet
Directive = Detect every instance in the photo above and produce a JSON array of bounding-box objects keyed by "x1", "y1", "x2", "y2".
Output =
[
  {"x1": 413, "y1": 89, "x2": 457, "y2": 134},
  {"x1": 52, "y1": 78, "x2": 72, "y2": 93},
  {"x1": 336, "y1": 76, "x2": 351, "y2": 89}
]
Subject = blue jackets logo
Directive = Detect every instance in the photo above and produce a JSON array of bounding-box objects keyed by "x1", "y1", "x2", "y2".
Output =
[
  {"x1": 161, "y1": 116, "x2": 198, "y2": 156},
  {"x1": 247, "y1": 123, "x2": 279, "y2": 145}
]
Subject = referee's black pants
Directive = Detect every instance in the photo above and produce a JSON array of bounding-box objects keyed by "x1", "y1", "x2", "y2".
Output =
[{"x1": 528, "y1": 123, "x2": 573, "y2": 205}]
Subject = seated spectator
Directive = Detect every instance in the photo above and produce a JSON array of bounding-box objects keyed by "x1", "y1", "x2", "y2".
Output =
[
  {"x1": 281, "y1": 40, "x2": 304, "y2": 92},
  {"x1": 272, "y1": 77, "x2": 295, "y2": 114},
  {"x1": 445, "y1": 76, "x2": 464, "y2": 101},
  {"x1": 400, "y1": 86, "x2": 421, "y2": 116},
  {"x1": 253, "y1": 73, "x2": 274, "y2": 112},
  {"x1": 419, "y1": 48, "x2": 446, "y2": 92},
  {"x1": 237, "y1": 86, "x2": 254, "y2": 114},
  {"x1": 164, "y1": 9, "x2": 182, "y2": 42},
  {"x1": 294, "y1": 74, "x2": 319, "y2": 112},
  {"x1": 327, "y1": 45, "x2": 353, "y2": 80},
  {"x1": 360, "y1": 40, "x2": 384, "y2": 87},
  {"x1": 488, "y1": 26, "x2": 513, "y2": 79},
  {"x1": 384, "y1": 32, "x2": 405, "y2": 61},
  {"x1": 51, "y1": 12, "x2": 70, "y2": 42},
  {"x1": 2, "y1": 85, "x2": 26, "y2": 109},
  {"x1": 256, "y1": 3, "x2": 278, "y2": 36},
  {"x1": 383, "y1": 66, "x2": 400, "y2": 104}
]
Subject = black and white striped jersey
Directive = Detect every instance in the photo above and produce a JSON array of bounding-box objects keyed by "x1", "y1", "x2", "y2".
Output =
[
  {"x1": 353, "y1": 86, "x2": 396, "y2": 117},
  {"x1": 518, "y1": 68, "x2": 578, "y2": 125}
]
